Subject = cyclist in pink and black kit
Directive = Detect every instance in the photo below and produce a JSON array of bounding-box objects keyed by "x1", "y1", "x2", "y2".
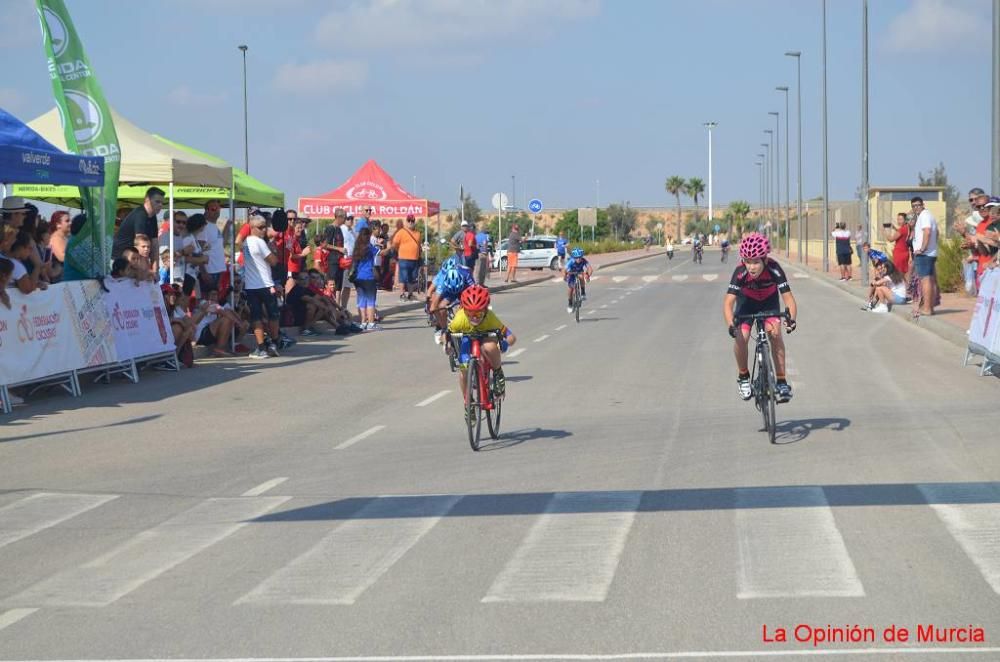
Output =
[{"x1": 722, "y1": 232, "x2": 798, "y2": 403}]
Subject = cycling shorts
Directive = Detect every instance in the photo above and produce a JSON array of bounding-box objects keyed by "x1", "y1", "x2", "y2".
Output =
[{"x1": 457, "y1": 336, "x2": 508, "y2": 365}]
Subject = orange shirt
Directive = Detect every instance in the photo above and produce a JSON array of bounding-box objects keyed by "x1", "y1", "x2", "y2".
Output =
[{"x1": 391, "y1": 226, "x2": 422, "y2": 260}]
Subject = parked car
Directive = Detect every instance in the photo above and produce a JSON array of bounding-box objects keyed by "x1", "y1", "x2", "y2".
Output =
[{"x1": 491, "y1": 236, "x2": 561, "y2": 271}]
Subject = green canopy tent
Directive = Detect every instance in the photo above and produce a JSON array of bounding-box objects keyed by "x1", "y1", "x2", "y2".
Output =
[{"x1": 14, "y1": 135, "x2": 283, "y2": 208}]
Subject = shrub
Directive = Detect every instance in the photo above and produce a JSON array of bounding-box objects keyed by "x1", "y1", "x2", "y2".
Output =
[{"x1": 935, "y1": 236, "x2": 964, "y2": 294}]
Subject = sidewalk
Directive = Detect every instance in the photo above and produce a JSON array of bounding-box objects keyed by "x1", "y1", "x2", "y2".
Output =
[{"x1": 780, "y1": 246, "x2": 975, "y2": 349}]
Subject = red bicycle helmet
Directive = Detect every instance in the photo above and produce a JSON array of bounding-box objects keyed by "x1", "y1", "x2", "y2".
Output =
[
  {"x1": 460, "y1": 285, "x2": 490, "y2": 312},
  {"x1": 739, "y1": 232, "x2": 771, "y2": 260}
]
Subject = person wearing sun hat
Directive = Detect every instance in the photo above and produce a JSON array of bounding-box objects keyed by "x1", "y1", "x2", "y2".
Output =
[{"x1": 1, "y1": 197, "x2": 29, "y2": 230}]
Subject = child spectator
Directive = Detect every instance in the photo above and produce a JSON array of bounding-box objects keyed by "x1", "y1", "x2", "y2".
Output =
[
  {"x1": 351, "y1": 226, "x2": 380, "y2": 330},
  {"x1": 0, "y1": 257, "x2": 13, "y2": 309}
]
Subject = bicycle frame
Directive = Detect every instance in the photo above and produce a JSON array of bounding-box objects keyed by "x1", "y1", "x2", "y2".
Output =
[{"x1": 736, "y1": 311, "x2": 788, "y2": 444}]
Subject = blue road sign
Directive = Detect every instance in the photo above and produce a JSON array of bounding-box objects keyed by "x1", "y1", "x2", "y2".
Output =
[
  {"x1": 528, "y1": 198, "x2": 543, "y2": 213},
  {"x1": 714, "y1": 224, "x2": 721, "y2": 233}
]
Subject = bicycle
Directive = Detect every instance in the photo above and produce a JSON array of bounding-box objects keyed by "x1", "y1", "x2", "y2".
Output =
[
  {"x1": 448, "y1": 330, "x2": 504, "y2": 450},
  {"x1": 735, "y1": 311, "x2": 790, "y2": 444},
  {"x1": 721, "y1": 246, "x2": 730, "y2": 263},
  {"x1": 570, "y1": 277, "x2": 583, "y2": 323},
  {"x1": 694, "y1": 246, "x2": 703, "y2": 264}
]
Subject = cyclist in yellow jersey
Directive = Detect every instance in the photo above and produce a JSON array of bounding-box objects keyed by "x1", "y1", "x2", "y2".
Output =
[{"x1": 447, "y1": 285, "x2": 517, "y2": 397}]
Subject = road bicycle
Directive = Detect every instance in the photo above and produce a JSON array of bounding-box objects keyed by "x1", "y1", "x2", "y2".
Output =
[
  {"x1": 693, "y1": 246, "x2": 703, "y2": 264},
  {"x1": 735, "y1": 311, "x2": 791, "y2": 444},
  {"x1": 570, "y1": 277, "x2": 583, "y2": 323},
  {"x1": 448, "y1": 330, "x2": 504, "y2": 450}
]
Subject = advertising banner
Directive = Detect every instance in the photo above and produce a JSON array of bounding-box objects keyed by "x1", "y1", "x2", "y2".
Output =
[
  {"x1": 0, "y1": 281, "x2": 116, "y2": 385},
  {"x1": 968, "y1": 268, "x2": 1000, "y2": 356},
  {"x1": 38, "y1": 0, "x2": 121, "y2": 278},
  {"x1": 103, "y1": 279, "x2": 174, "y2": 360}
]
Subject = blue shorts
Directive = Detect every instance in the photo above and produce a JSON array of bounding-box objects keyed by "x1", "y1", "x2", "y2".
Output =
[
  {"x1": 398, "y1": 259, "x2": 418, "y2": 285},
  {"x1": 565, "y1": 273, "x2": 584, "y2": 286},
  {"x1": 913, "y1": 254, "x2": 937, "y2": 278},
  {"x1": 458, "y1": 336, "x2": 508, "y2": 364},
  {"x1": 355, "y1": 279, "x2": 377, "y2": 308}
]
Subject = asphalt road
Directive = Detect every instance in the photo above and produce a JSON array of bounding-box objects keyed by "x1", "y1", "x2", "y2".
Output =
[{"x1": 1, "y1": 251, "x2": 999, "y2": 661}]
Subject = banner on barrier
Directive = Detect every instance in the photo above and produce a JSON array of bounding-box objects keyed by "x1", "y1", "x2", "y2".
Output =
[
  {"x1": 103, "y1": 279, "x2": 174, "y2": 360},
  {"x1": 968, "y1": 268, "x2": 1000, "y2": 354},
  {"x1": 0, "y1": 281, "x2": 116, "y2": 385}
]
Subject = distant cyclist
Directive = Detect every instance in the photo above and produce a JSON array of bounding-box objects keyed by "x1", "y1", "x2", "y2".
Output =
[
  {"x1": 692, "y1": 237, "x2": 704, "y2": 263},
  {"x1": 562, "y1": 247, "x2": 593, "y2": 313},
  {"x1": 722, "y1": 232, "x2": 798, "y2": 403},
  {"x1": 720, "y1": 237, "x2": 730, "y2": 262}
]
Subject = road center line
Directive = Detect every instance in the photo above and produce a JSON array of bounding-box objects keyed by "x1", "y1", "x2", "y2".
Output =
[
  {"x1": 241, "y1": 478, "x2": 289, "y2": 497},
  {"x1": 507, "y1": 348, "x2": 526, "y2": 359},
  {"x1": 0, "y1": 608, "x2": 38, "y2": 631},
  {"x1": 587, "y1": 310, "x2": 596, "y2": 314},
  {"x1": 554, "y1": 324, "x2": 567, "y2": 331},
  {"x1": 335, "y1": 426, "x2": 388, "y2": 450},
  {"x1": 534, "y1": 335, "x2": 550, "y2": 343},
  {"x1": 415, "y1": 390, "x2": 451, "y2": 407}
]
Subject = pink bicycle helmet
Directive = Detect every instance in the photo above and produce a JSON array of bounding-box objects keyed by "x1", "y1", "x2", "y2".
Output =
[{"x1": 739, "y1": 232, "x2": 771, "y2": 260}]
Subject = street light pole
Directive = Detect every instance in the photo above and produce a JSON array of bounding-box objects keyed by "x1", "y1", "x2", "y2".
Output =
[
  {"x1": 768, "y1": 112, "x2": 781, "y2": 251},
  {"x1": 704, "y1": 122, "x2": 718, "y2": 227},
  {"x1": 861, "y1": 0, "x2": 870, "y2": 286},
  {"x1": 777, "y1": 87, "x2": 791, "y2": 257},
  {"x1": 760, "y1": 143, "x2": 770, "y2": 229},
  {"x1": 763, "y1": 134, "x2": 773, "y2": 229},
  {"x1": 785, "y1": 51, "x2": 803, "y2": 263},
  {"x1": 822, "y1": 0, "x2": 830, "y2": 273},
  {"x1": 755, "y1": 162, "x2": 763, "y2": 228},
  {"x1": 993, "y1": 0, "x2": 999, "y2": 194},
  {"x1": 238, "y1": 45, "x2": 249, "y2": 173}
]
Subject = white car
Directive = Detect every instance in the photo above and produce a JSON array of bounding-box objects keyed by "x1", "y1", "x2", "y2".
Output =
[{"x1": 491, "y1": 236, "x2": 562, "y2": 271}]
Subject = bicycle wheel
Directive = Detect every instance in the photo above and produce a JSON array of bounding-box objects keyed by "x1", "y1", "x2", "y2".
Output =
[
  {"x1": 574, "y1": 281, "x2": 581, "y2": 323},
  {"x1": 763, "y1": 349, "x2": 777, "y2": 444},
  {"x1": 466, "y1": 360, "x2": 482, "y2": 450},
  {"x1": 485, "y1": 367, "x2": 503, "y2": 440},
  {"x1": 757, "y1": 346, "x2": 777, "y2": 443}
]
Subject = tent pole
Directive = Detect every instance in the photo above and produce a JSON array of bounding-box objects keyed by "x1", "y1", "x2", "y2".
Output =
[
  {"x1": 168, "y1": 182, "x2": 175, "y2": 283},
  {"x1": 229, "y1": 192, "x2": 236, "y2": 351},
  {"x1": 99, "y1": 188, "x2": 106, "y2": 275}
]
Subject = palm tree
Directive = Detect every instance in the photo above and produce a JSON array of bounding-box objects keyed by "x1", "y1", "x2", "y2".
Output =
[
  {"x1": 727, "y1": 200, "x2": 751, "y2": 236},
  {"x1": 685, "y1": 178, "x2": 705, "y2": 231},
  {"x1": 665, "y1": 175, "x2": 686, "y2": 241}
]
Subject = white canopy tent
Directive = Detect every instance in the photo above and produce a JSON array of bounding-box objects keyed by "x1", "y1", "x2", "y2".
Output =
[{"x1": 27, "y1": 107, "x2": 234, "y2": 281}]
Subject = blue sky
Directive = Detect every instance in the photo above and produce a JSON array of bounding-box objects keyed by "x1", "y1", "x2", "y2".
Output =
[{"x1": 0, "y1": 0, "x2": 993, "y2": 212}]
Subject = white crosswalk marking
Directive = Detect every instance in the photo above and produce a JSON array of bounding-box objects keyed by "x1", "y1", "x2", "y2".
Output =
[
  {"x1": 672, "y1": 275, "x2": 688, "y2": 282},
  {"x1": 237, "y1": 495, "x2": 461, "y2": 605},
  {"x1": 702, "y1": 274, "x2": 719, "y2": 282},
  {"x1": 483, "y1": 491, "x2": 641, "y2": 602},
  {"x1": 0, "y1": 492, "x2": 118, "y2": 550},
  {"x1": 8, "y1": 497, "x2": 288, "y2": 607},
  {"x1": 919, "y1": 483, "x2": 1000, "y2": 594},
  {"x1": 0, "y1": 608, "x2": 38, "y2": 631},
  {"x1": 735, "y1": 487, "x2": 863, "y2": 598},
  {"x1": 642, "y1": 275, "x2": 659, "y2": 282},
  {"x1": 612, "y1": 276, "x2": 628, "y2": 283},
  {"x1": 792, "y1": 273, "x2": 810, "y2": 279}
]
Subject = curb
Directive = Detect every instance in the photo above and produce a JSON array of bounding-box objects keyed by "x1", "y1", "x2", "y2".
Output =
[
  {"x1": 784, "y1": 262, "x2": 971, "y2": 350},
  {"x1": 377, "y1": 249, "x2": 667, "y2": 319}
]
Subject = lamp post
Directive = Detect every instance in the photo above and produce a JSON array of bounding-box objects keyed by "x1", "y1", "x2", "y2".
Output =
[
  {"x1": 768, "y1": 112, "x2": 781, "y2": 251},
  {"x1": 761, "y1": 140, "x2": 771, "y2": 227},
  {"x1": 861, "y1": 0, "x2": 870, "y2": 286},
  {"x1": 821, "y1": 0, "x2": 830, "y2": 273},
  {"x1": 704, "y1": 122, "x2": 718, "y2": 227},
  {"x1": 994, "y1": 0, "x2": 999, "y2": 195},
  {"x1": 755, "y1": 162, "x2": 764, "y2": 229},
  {"x1": 785, "y1": 51, "x2": 803, "y2": 263},
  {"x1": 776, "y1": 88, "x2": 791, "y2": 257},
  {"x1": 238, "y1": 45, "x2": 249, "y2": 173}
]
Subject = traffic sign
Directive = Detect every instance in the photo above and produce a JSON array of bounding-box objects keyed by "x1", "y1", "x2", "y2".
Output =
[
  {"x1": 491, "y1": 192, "x2": 509, "y2": 211},
  {"x1": 528, "y1": 198, "x2": 543, "y2": 213},
  {"x1": 714, "y1": 224, "x2": 721, "y2": 233}
]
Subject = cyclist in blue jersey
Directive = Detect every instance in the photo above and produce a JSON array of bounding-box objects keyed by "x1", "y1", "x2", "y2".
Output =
[
  {"x1": 555, "y1": 232, "x2": 569, "y2": 269},
  {"x1": 429, "y1": 263, "x2": 476, "y2": 344},
  {"x1": 562, "y1": 247, "x2": 593, "y2": 313}
]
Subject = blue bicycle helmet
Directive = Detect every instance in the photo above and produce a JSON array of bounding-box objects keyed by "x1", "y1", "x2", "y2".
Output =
[
  {"x1": 570, "y1": 248, "x2": 585, "y2": 259},
  {"x1": 440, "y1": 267, "x2": 466, "y2": 292},
  {"x1": 440, "y1": 255, "x2": 460, "y2": 271}
]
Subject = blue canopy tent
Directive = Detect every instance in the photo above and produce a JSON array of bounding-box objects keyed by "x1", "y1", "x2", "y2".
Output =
[{"x1": 0, "y1": 107, "x2": 104, "y2": 188}]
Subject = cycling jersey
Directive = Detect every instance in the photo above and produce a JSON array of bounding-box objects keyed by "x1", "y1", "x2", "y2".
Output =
[
  {"x1": 449, "y1": 308, "x2": 511, "y2": 336},
  {"x1": 565, "y1": 257, "x2": 589, "y2": 274},
  {"x1": 433, "y1": 265, "x2": 475, "y2": 300},
  {"x1": 727, "y1": 258, "x2": 790, "y2": 311}
]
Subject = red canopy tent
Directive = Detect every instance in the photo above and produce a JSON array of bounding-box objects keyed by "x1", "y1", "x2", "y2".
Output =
[{"x1": 299, "y1": 159, "x2": 440, "y2": 219}]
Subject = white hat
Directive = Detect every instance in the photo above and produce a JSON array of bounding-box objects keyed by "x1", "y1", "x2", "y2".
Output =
[
  {"x1": 1, "y1": 196, "x2": 28, "y2": 213},
  {"x1": 460, "y1": 220, "x2": 469, "y2": 227}
]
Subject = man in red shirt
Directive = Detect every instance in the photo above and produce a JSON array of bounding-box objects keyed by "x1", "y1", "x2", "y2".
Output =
[{"x1": 462, "y1": 221, "x2": 479, "y2": 269}]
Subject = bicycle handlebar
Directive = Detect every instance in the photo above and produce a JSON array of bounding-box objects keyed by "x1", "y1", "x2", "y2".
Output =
[
  {"x1": 447, "y1": 330, "x2": 504, "y2": 340},
  {"x1": 733, "y1": 310, "x2": 790, "y2": 322}
]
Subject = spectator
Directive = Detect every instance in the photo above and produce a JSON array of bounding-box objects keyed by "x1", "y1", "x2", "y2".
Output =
[
  {"x1": 450, "y1": 220, "x2": 468, "y2": 260},
  {"x1": 319, "y1": 209, "x2": 348, "y2": 302},
  {"x1": 832, "y1": 222, "x2": 853, "y2": 281},
  {"x1": 475, "y1": 226, "x2": 491, "y2": 285},
  {"x1": 0, "y1": 257, "x2": 13, "y2": 309},
  {"x1": 862, "y1": 261, "x2": 907, "y2": 313},
  {"x1": 355, "y1": 207, "x2": 372, "y2": 233},
  {"x1": 193, "y1": 287, "x2": 239, "y2": 357},
  {"x1": 161, "y1": 283, "x2": 195, "y2": 367},
  {"x1": 47, "y1": 210, "x2": 71, "y2": 282},
  {"x1": 110, "y1": 257, "x2": 130, "y2": 279},
  {"x1": 0, "y1": 228, "x2": 44, "y2": 294},
  {"x1": 884, "y1": 212, "x2": 912, "y2": 277},
  {"x1": 182, "y1": 213, "x2": 210, "y2": 296},
  {"x1": 19, "y1": 204, "x2": 46, "y2": 283},
  {"x1": 196, "y1": 200, "x2": 229, "y2": 291},
  {"x1": 955, "y1": 194, "x2": 999, "y2": 292},
  {"x1": 506, "y1": 223, "x2": 522, "y2": 283},
  {"x1": 854, "y1": 223, "x2": 867, "y2": 266},
  {"x1": 351, "y1": 226, "x2": 380, "y2": 331},
  {"x1": 340, "y1": 214, "x2": 357, "y2": 311},
  {"x1": 283, "y1": 212, "x2": 311, "y2": 288},
  {"x1": 134, "y1": 233, "x2": 153, "y2": 263},
  {"x1": 556, "y1": 231, "x2": 569, "y2": 270},
  {"x1": 910, "y1": 196, "x2": 939, "y2": 317},
  {"x1": 113, "y1": 187, "x2": 163, "y2": 261},
  {"x1": 31, "y1": 219, "x2": 55, "y2": 284},
  {"x1": 121, "y1": 246, "x2": 153, "y2": 283},
  {"x1": 305, "y1": 270, "x2": 360, "y2": 334},
  {"x1": 159, "y1": 212, "x2": 191, "y2": 288},
  {"x1": 391, "y1": 213, "x2": 422, "y2": 302},
  {"x1": 313, "y1": 223, "x2": 330, "y2": 278},
  {"x1": 241, "y1": 215, "x2": 282, "y2": 359},
  {"x1": 283, "y1": 271, "x2": 321, "y2": 337},
  {"x1": 461, "y1": 221, "x2": 478, "y2": 271},
  {"x1": 1, "y1": 196, "x2": 28, "y2": 230}
]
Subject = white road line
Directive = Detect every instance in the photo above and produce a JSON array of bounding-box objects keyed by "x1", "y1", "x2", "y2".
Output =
[
  {"x1": 237, "y1": 495, "x2": 461, "y2": 605},
  {"x1": 483, "y1": 491, "x2": 642, "y2": 602},
  {"x1": 735, "y1": 487, "x2": 863, "y2": 598},
  {"x1": 549, "y1": 277, "x2": 562, "y2": 283},
  {"x1": 793, "y1": 272, "x2": 811, "y2": 279},
  {"x1": 612, "y1": 276, "x2": 628, "y2": 283},
  {"x1": 534, "y1": 335, "x2": 550, "y2": 343},
  {"x1": 554, "y1": 324, "x2": 567, "y2": 331},
  {"x1": 335, "y1": 426, "x2": 387, "y2": 451},
  {"x1": 0, "y1": 608, "x2": 38, "y2": 631},
  {"x1": 14, "y1": 650, "x2": 1000, "y2": 661},
  {"x1": 642, "y1": 275, "x2": 659, "y2": 282},
  {"x1": 415, "y1": 390, "x2": 450, "y2": 407},
  {"x1": 241, "y1": 478, "x2": 289, "y2": 497},
  {"x1": 919, "y1": 483, "x2": 1000, "y2": 594},
  {"x1": 507, "y1": 348, "x2": 526, "y2": 359},
  {"x1": 9, "y1": 497, "x2": 289, "y2": 607},
  {"x1": 600, "y1": 304, "x2": 608, "y2": 309},
  {"x1": 587, "y1": 310, "x2": 597, "y2": 314},
  {"x1": 672, "y1": 275, "x2": 688, "y2": 282},
  {"x1": 590, "y1": 275, "x2": 601, "y2": 281},
  {"x1": 702, "y1": 274, "x2": 719, "y2": 282},
  {"x1": 0, "y1": 493, "x2": 118, "y2": 550}
]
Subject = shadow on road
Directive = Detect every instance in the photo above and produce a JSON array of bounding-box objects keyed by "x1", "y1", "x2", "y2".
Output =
[
  {"x1": 475, "y1": 426, "x2": 572, "y2": 452},
  {"x1": 579, "y1": 317, "x2": 620, "y2": 323},
  {"x1": 771, "y1": 417, "x2": 851, "y2": 445},
  {"x1": 0, "y1": 414, "x2": 164, "y2": 443}
]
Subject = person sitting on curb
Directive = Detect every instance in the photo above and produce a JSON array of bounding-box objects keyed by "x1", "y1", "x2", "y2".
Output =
[{"x1": 862, "y1": 260, "x2": 907, "y2": 313}]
